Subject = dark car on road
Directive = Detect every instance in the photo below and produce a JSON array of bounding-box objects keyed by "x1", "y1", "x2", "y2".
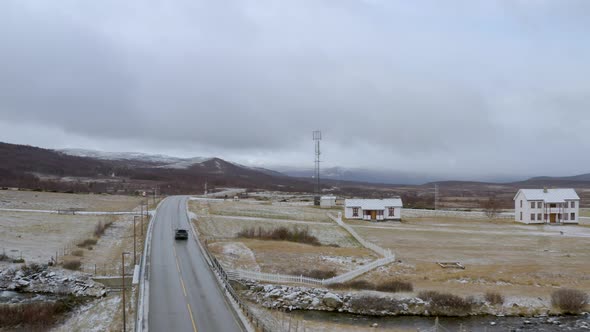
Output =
[{"x1": 174, "y1": 229, "x2": 188, "y2": 240}]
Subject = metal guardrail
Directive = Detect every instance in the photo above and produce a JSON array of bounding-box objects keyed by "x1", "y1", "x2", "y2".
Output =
[
  {"x1": 201, "y1": 240, "x2": 279, "y2": 332},
  {"x1": 186, "y1": 199, "x2": 278, "y2": 332}
]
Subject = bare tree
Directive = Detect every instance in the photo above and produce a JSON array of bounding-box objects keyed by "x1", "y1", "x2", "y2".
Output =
[{"x1": 482, "y1": 196, "x2": 500, "y2": 219}]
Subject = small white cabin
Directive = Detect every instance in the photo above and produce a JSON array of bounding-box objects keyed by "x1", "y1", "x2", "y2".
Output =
[
  {"x1": 514, "y1": 188, "x2": 580, "y2": 224},
  {"x1": 320, "y1": 195, "x2": 336, "y2": 208},
  {"x1": 344, "y1": 198, "x2": 402, "y2": 221}
]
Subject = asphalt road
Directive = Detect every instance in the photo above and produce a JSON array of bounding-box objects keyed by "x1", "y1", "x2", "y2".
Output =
[{"x1": 148, "y1": 196, "x2": 244, "y2": 332}]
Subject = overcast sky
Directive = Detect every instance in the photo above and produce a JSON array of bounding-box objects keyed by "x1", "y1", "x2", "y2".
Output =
[{"x1": 1, "y1": 1, "x2": 589, "y2": 182}]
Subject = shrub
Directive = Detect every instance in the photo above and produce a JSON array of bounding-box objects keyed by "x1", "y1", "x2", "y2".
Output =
[
  {"x1": 485, "y1": 291, "x2": 504, "y2": 305},
  {"x1": 21, "y1": 263, "x2": 45, "y2": 275},
  {"x1": 93, "y1": 219, "x2": 114, "y2": 238},
  {"x1": 12, "y1": 258, "x2": 25, "y2": 264},
  {"x1": 63, "y1": 259, "x2": 81, "y2": 271},
  {"x1": 237, "y1": 226, "x2": 320, "y2": 245},
  {"x1": 551, "y1": 288, "x2": 588, "y2": 313},
  {"x1": 349, "y1": 295, "x2": 399, "y2": 312},
  {"x1": 291, "y1": 269, "x2": 337, "y2": 280},
  {"x1": 418, "y1": 290, "x2": 474, "y2": 315},
  {"x1": 71, "y1": 250, "x2": 84, "y2": 257},
  {"x1": 330, "y1": 280, "x2": 376, "y2": 290},
  {"x1": 0, "y1": 296, "x2": 86, "y2": 327},
  {"x1": 0, "y1": 253, "x2": 9, "y2": 261},
  {"x1": 77, "y1": 238, "x2": 98, "y2": 248},
  {"x1": 376, "y1": 280, "x2": 413, "y2": 293}
]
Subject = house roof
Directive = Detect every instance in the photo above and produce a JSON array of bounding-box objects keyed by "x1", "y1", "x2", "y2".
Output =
[
  {"x1": 321, "y1": 195, "x2": 336, "y2": 200},
  {"x1": 345, "y1": 198, "x2": 403, "y2": 210},
  {"x1": 514, "y1": 188, "x2": 580, "y2": 203}
]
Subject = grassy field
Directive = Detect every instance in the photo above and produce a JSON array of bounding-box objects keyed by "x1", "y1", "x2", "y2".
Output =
[
  {"x1": 0, "y1": 191, "x2": 146, "y2": 331},
  {"x1": 349, "y1": 217, "x2": 590, "y2": 299},
  {"x1": 204, "y1": 200, "x2": 336, "y2": 222},
  {"x1": 189, "y1": 199, "x2": 376, "y2": 276},
  {"x1": 0, "y1": 190, "x2": 142, "y2": 211},
  {"x1": 209, "y1": 239, "x2": 377, "y2": 275}
]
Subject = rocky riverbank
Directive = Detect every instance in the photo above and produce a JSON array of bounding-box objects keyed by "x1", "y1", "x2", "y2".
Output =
[
  {"x1": 0, "y1": 263, "x2": 106, "y2": 300},
  {"x1": 240, "y1": 281, "x2": 586, "y2": 318}
]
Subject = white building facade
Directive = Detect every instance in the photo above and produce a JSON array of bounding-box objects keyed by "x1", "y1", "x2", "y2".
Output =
[
  {"x1": 514, "y1": 188, "x2": 580, "y2": 224},
  {"x1": 320, "y1": 195, "x2": 336, "y2": 208},
  {"x1": 344, "y1": 198, "x2": 402, "y2": 221}
]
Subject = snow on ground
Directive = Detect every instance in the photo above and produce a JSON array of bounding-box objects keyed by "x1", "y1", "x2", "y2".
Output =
[
  {"x1": 0, "y1": 211, "x2": 110, "y2": 263},
  {"x1": 197, "y1": 215, "x2": 358, "y2": 248},
  {"x1": 52, "y1": 293, "x2": 122, "y2": 332},
  {"x1": 204, "y1": 200, "x2": 333, "y2": 223},
  {"x1": 209, "y1": 242, "x2": 260, "y2": 271},
  {"x1": 0, "y1": 190, "x2": 142, "y2": 212}
]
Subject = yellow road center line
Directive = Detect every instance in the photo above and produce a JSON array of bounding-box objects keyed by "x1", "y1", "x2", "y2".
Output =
[
  {"x1": 176, "y1": 259, "x2": 181, "y2": 273},
  {"x1": 180, "y1": 277, "x2": 187, "y2": 297},
  {"x1": 187, "y1": 303, "x2": 198, "y2": 332}
]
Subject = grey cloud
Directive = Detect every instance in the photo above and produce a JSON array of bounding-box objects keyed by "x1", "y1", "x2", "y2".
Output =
[{"x1": 1, "y1": 0, "x2": 590, "y2": 179}]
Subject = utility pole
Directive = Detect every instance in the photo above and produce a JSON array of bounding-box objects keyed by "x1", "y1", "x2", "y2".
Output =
[
  {"x1": 121, "y1": 252, "x2": 130, "y2": 332},
  {"x1": 313, "y1": 130, "x2": 322, "y2": 206},
  {"x1": 141, "y1": 201, "x2": 146, "y2": 237},
  {"x1": 133, "y1": 217, "x2": 137, "y2": 266}
]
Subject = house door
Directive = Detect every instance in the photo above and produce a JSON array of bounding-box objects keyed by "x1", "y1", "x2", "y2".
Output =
[
  {"x1": 550, "y1": 214, "x2": 557, "y2": 223},
  {"x1": 370, "y1": 211, "x2": 377, "y2": 220}
]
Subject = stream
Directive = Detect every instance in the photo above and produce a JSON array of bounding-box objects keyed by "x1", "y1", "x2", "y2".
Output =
[{"x1": 292, "y1": 311, "x2": 590, "y2": 331}]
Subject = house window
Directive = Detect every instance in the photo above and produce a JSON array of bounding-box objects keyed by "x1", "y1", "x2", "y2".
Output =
[
  {"x1": 352, "y1": 207, "x2": 359, "y2": 217},
  {"x1": 377, "y1": 210, "x2": 383, "y2": 216},
  {"x1": 530, "y1": 202, "x2": 535, "y2": 209},
  {"x1": 520, "y1": 200, "x2": 523, "y2": 208},
  {"x1": 550, "y1": 203, "x2": 556, "y2": 208},
  {"x1": 537, "y1": 202, "x2": 542, "y2": 209},
  {"x1": 571, "y1": 212, "x2": 575, "y2": 220},
  {"x1": 520, "y1": 212, "x2": 523, "y2": 220},
  {"x1": 571, "y1": 201, "x2": 576, "y2": 209},
  {"x1": 558, "y1": 213, "x2": 562, "y2": 220},
  {"x1": 388, "y1": 207, "x2": 395, "y2": 216},
  {"x1": 537, "y1": 213, "x2": 542, "y2": 220},
  {"x1": 530, "y1": 214, "x2": 535, "y2": 221},
  {"x1": 564, "y1": 214, "x2": 569, "y2": 220}
]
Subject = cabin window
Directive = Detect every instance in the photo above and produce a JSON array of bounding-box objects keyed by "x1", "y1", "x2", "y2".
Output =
[
  {"x1": 530, "y1": 202, "x2": 535, "y2": 209},
  {"x1": 571, "y1": 201, "x2": 575, "y2": 208},
  {"x1": 530, "y1": 214, "x2": 535, "y2": 221},
  {"x1": 352, "y1": 207, "x2": 359, "y2": 217},
  {"x1": 388, "y1": 207, "x2": 395, "y2": 216},
  {"x1": 571, "y1": 212, "x2": 575, "y2": 220}
]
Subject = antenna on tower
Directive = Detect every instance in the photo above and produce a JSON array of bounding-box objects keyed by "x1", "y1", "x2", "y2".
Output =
[{"x1": 313, "y1": 130, "x2": 322, "y2": 206}]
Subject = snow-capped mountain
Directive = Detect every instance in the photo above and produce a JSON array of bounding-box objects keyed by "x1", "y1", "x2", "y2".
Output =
[{"x1": 59, "y1": 148, "x2": 212, "y2": 168}]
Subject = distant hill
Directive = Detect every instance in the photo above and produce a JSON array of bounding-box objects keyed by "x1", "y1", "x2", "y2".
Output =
[
  {"x1": 0, "y1": 142, "x2": 308, "y2": 194},
  {"x1": 526, "y1": 173, "x2": 590, "y2": 183}
]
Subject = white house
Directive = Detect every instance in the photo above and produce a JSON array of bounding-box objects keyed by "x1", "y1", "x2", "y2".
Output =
[
  {"x1": 344, "y1": 198, "x2": 402, "y2": 221},
  {"x1": 514, "y1": 188, "x2": 580, "y2": 224},
  {"x1": 320, "y1": 195, "x2": 336, "y2": 208}
]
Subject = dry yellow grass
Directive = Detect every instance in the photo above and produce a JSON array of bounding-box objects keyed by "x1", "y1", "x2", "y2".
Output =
[
  {"x1": 209, "y1": 239, "x2": 378, "y2": 276},
  {"x1": 352, "y1": 217, "x2": 590, "y2": 298}
]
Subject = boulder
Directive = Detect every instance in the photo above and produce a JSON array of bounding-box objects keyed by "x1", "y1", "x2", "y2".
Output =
[{"x1": 322, "y1": 292, "x2": 343, "y2": 309}]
